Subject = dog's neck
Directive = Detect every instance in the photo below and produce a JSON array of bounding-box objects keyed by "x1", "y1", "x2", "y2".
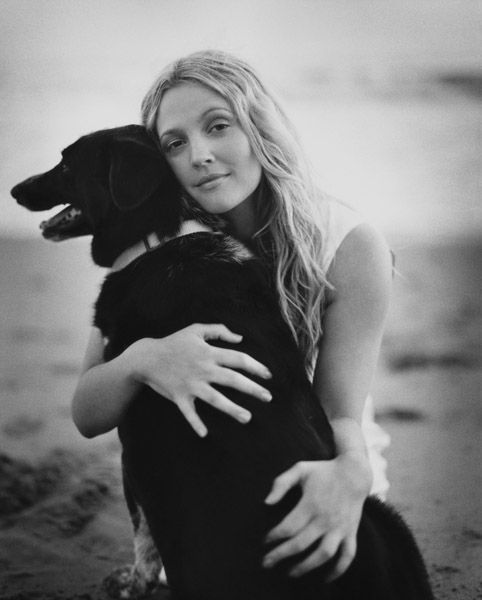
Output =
[{"x1": 111, "y1": 219, "x2": 214, "y2": 272}]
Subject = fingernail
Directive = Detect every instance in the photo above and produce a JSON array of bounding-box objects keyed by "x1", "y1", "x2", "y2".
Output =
[
  {"x1": 263, "y1": 558, "x2": 274, "y2": 568},
  {"x1": 262, "y1": 392, "x2": 272, "y2": 402},
  {"x1": 239, "y1": 412, "x2": 251, "y2": 423},
  {"x1": 263, "y1": 369, "x2": 272, "y2": 379}
]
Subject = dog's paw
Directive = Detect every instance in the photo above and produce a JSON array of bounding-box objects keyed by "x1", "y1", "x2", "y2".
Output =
[{"x1": 102, "y1": 565, "x2": 162, "y2": 599}]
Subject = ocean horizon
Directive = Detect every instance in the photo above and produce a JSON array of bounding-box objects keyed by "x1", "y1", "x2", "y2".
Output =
[{"x1": 4, "y1": 75, "x2": 481, "y2": 242}]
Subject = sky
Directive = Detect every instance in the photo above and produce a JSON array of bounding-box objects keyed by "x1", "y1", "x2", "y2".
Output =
[{"x1": 1, "y1": 0, "x2": 481, "y2": 238}]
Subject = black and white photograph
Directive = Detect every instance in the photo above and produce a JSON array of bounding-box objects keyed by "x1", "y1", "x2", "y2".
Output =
[{"x1": 1, "y1": 2, "x2": 481, "y2": 599}]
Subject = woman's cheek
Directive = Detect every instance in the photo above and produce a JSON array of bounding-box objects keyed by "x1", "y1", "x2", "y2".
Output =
[{"x1": 167, "y1": 157, "x2": 190, "y2": 190}]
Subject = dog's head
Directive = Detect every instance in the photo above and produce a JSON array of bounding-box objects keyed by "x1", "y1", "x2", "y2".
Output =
[{"x1": 11, "y1": 125, "x2": 181, "y2": 267}]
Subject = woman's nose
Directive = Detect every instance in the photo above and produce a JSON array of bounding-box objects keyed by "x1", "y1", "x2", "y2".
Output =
[{"x1": 189, "y1": 136, "x2": 214, "y2": 167}]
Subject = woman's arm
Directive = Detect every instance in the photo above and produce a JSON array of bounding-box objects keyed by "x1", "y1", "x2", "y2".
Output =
[
  {"x1": 263, "y1": 222, "x2": 392, "y2": 578},
  {"x1": 314, "y1": 221, "x2": 392, "y2": 426},
  {"x1": 72, "y1": 327, "x2": 141, "y2": 438},
  {"x1": 72, "y1": 323, "x2": 273, "y2": 439},
  {"x1": 312, "y1": 220, "x2": 392, "y2": 492}
]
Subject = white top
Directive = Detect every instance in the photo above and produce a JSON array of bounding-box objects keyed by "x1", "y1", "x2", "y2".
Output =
[{"x1": 319, "y1": 197, "x2": 365, "y2": 273}]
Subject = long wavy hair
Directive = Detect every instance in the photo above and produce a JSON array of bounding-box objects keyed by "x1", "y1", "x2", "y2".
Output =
[{"x1": 141, "y1": 50, "x2": 331, "y2": 371}]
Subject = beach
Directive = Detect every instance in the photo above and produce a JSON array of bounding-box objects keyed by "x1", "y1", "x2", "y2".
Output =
[
  {"x1": 0, "y1": 234, "x2": 481, "y2": 599},
  {"x1": 1, "y1": 1, "x2": 481, "y2": 596}
]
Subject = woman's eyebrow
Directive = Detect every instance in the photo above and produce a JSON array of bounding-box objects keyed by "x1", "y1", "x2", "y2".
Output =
[
  {"x1": 199, "y1": 106, "x2": 232, "y2": 120},
  {"x1": 159, "y1": 107, "x2": 232, "y2": 140}
]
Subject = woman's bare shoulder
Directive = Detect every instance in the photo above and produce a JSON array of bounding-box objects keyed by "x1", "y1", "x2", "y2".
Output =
[{"x1": 325, "y1": 222, "x2": 392, "y2": 308}]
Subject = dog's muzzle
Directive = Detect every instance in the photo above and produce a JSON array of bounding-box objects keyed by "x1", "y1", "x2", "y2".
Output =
[{"x1": 40, "y1": 205, "x2": 91, "y2": 241}]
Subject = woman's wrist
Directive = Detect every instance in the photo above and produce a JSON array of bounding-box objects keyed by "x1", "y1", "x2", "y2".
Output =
[
  {"x1": 334, "y1": 452, "x2": 372, "y2": 498},
  {"x1": 118, "y1": 337, "x2": 153, "y2": 385},
  {"x1": 330, "y1": 417, "x2": 373, "y2": 497}
]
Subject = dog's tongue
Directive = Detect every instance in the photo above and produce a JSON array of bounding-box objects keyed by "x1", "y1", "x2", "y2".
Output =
[{"x1": 40, "y1": 205, "x2": 88, "y2": 240}]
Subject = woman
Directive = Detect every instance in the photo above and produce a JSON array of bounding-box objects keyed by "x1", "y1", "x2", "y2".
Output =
[{"x1": 72, "y1": 50, "x2": 392, "y2": 582}]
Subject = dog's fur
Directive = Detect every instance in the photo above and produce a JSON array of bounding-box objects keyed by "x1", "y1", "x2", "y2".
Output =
[{"x1": 12, "y1": 125, "x2": 434, "y2": 600}]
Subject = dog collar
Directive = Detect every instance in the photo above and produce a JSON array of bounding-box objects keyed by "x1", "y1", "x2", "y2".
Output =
[{"x1": 111, "y1": 220, "x2": 214, "y2": 272}]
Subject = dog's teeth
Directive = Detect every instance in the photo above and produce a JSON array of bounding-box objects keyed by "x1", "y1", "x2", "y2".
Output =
[{"x1": 39, "y1": 206, "x2": 84, "y2": 236}]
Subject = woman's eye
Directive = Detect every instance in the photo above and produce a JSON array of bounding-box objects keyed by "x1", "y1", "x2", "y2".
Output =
[
  {"x1": 165, "y1": 139, "x2": 184, "y2": 153},
  {"x1": 209, "y1": 121, "x2": 229, "y2": 133}
]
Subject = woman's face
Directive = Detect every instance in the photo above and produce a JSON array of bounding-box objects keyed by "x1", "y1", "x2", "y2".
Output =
[{"x1": 156, "y1": 82, "x2": 262, "y2": 215}]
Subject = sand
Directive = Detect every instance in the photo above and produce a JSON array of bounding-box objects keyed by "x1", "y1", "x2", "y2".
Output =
[{"x1": 0, "y1": 235, "x2": 481, "y2": 599}]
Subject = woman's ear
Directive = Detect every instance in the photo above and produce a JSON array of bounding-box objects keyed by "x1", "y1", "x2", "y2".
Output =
[{"x1": 108, "y1": 128, "x2": 169, "y2": 210}]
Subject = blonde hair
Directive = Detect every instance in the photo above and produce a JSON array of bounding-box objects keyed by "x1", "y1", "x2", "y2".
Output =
[{"x1": 141, "y1": 50, "x2": 331, "y2": 370}]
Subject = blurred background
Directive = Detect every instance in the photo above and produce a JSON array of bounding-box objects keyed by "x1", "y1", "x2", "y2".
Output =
[
  {"x1": 2, "y1": 0, "x2": 481, "y2": 240},
  {"x1": 0, "y1": 2, "x2": 481, "y2": 599}
]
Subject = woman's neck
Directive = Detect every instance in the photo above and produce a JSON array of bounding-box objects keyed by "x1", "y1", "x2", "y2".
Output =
[{"x1": 223, "y1": 190, "x2": 260, "y2": 245}]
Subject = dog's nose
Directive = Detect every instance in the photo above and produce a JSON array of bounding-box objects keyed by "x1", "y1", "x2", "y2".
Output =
[
  {"x1": 10, "y1": 183, "x2": 21, "y2": 199},
  {"x1": 11, "y1": 176, "x2": 42, "y2": 206},
  {"x1": 10, "y1": 183, "x2": 26, "y2": 204}
]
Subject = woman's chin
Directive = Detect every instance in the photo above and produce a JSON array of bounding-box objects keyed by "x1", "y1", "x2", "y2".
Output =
[{"x1": 192, "y1": 195, "x2": 241, "y2": 215}]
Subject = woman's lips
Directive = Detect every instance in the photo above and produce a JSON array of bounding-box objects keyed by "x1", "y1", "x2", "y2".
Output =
[{"x1": 196, "y1": 174, "x2": 229, "y2": 190}]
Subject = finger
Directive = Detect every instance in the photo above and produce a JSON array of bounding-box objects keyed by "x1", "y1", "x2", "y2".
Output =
[
  {"x1": 289, "y1": 532, "x2": 341, "y2": 578},
  {"x1": 215, "y1": 348, "x2": 272, "y2": 380},
  {"x1": 265, "y1": 503, "x2": 313, "y2": 544},
  {"x1": 324, "y1": 538, "x2": 357, "y2": 583},
  {"x1": 195, "y1": 323, "x2": 243, "y2": 344},
  {"x1": 214, "y1": 367, "x2": 272, "y2": 402},
  {"x1": 176, "y1": 401, "x2": 208, "y2": 438},
  {"x1": 265, "y1": 463, "x2": 304, "y2": 505},
  {"x1": 263, "y1": 522, "x2": 321, "y2": 568},
  {"x1": 197, "y1": 386, "x2": 252, "y2": 424}
]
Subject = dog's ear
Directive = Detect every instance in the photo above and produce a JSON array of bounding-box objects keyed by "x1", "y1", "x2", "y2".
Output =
[{"x1": 108, "y1": 130, "x2": 169, "y2": 211}]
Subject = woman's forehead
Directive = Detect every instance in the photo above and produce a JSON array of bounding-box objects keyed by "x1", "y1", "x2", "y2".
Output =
[{"x1": 157, "y1": 82, "x2": 231, "y2": 135}]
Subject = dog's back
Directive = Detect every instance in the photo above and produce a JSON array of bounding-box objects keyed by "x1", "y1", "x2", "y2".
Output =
[{"x1": 95, "y1": 232, "x2": 331, "y2": 597}]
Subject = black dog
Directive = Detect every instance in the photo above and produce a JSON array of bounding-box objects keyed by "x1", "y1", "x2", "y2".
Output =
[{"x1": 11, "y1": 125, "x2": 434, "y2": 600}]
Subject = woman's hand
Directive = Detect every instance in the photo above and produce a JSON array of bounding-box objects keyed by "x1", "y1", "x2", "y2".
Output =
[
  {"x1": 125, "y1": 323, "x2": 272, "y2": 437},
  {"x1": 262, "y1": 453, "x2": 372, "y2": 581}
]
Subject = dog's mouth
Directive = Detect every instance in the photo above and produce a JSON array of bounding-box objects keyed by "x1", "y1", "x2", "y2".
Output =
[{"x1": 40, "y1": 205, "x2": 92, "y2": 241}]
